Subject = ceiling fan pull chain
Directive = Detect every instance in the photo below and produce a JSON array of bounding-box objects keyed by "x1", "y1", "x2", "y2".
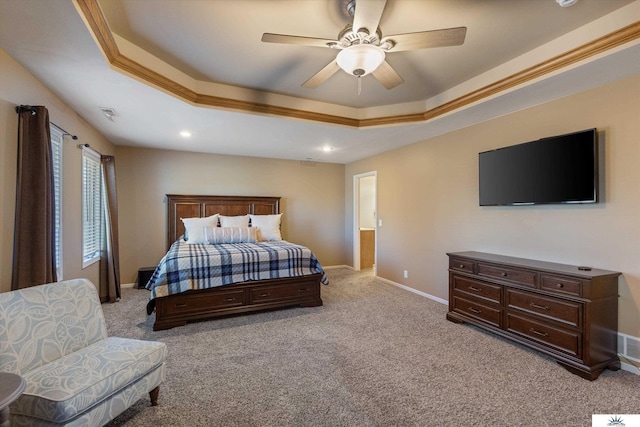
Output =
[{"x1": 358, "y1": 77, "x2": 362, "y2": 95}]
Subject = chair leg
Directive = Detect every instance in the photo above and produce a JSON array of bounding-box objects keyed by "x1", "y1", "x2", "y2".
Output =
[{"x1": 149, "y1": 386, "x2": 160, "y2": 406}]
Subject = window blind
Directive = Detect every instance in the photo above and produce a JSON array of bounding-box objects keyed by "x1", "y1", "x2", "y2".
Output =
[
  {"x1": 50, "y1": 127, "x2": 63, "y2": 278},
  {"x1": 82, "y1": 146, "x2": 102, "y2": 268}
]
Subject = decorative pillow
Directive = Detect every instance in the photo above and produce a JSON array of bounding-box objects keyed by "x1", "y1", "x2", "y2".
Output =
[
  {"x1": 249, "y1": 213, "x2": 283, "y2": 241},
  {"x1": 219, "y1": 214, "x2": 250, "y2": 228},
  {"x1": 181, "y1": 214, "x2": 219, "y2": 244},
  {"x1": 205, "y1": 227, "x2": 257, "y2": 244}
]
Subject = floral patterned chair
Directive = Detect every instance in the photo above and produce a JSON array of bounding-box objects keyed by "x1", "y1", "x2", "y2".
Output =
[{"x1": 0, "y1": 278, "x2": 167, "y2": 426}]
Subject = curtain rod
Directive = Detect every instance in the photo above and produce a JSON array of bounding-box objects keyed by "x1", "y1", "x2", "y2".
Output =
[
  {"x1": 77, "y1": 143, "x2": 103, "y2": 157},
  {"x1": 51, "y1": 122, "x2": 78, "y2": 140},
  {"x1": 15, "y1": 105, "x2": 78, "y2": 140}
]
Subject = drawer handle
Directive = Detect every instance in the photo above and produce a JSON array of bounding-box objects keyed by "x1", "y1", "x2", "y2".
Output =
[
  {"x1": 468, "y1": 286, "x2": 482, "y2": 292},
  {"x1": 224, "y1": 297, "x2": 236, "y2": 302},
  {"x1": 529, "y1": 302, "x2": 550, "y2": 311},
  {"x1": 175, "y1": 303, "x2": 187, "y2": 308},
  {"x1": 467, "y1": 307, "x2": 481, "y2": 314},
  {"x1": 556, "y1": 283, "x2": 564, "y2": 288},
  {"x1": 529, "y1": 328, "x2": 549, "y2": 337},
  {"x1": 459, "y1": 264, "x2": 465, "y2": 269},
  {"x1": 260, "y1": 293, "x2": 271, "y2": 297},
  {"x1": 501, "y1": 272, "x2": 507, "y2": 277},
  {"x1": 298, "y1": 288, "x2": 309, "y2": 292}
]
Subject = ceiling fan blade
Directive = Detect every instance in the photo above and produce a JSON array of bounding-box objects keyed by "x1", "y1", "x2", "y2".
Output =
[
  {"x1": 371, "y1": 60, "x2": 404, "y2": 89},
  {"x1": 302, "y1": 60, "x2": 341, "y2": 88},
  {"x1": 381, "y1": 27, "x2": 467, "y2": 52},
  {"x1": 352, "y1": 0, "x2": 387, "y2": 35},
  {"x1": 261, "y1": 33, "x2": 338, "y2": 48}
]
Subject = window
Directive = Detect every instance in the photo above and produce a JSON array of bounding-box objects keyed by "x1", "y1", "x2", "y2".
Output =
[
  {"x1": 82, "y1": 147, "x2": 101, "y2": 268},
  {"x1": 50, "y1": 126, "x2": 63, "y2": 279}
]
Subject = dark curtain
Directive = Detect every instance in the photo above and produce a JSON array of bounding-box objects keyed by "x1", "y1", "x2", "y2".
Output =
[
  {"x1": 100, "y1": 155, "x2": 121, "y2": 302},
  {"x1": 12, "y1": 106, "x2": 57, "y2": 290}
]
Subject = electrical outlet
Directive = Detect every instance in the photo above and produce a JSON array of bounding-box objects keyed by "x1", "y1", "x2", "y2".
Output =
[{"x1": 403, "y1": 270, "x2": 408, "y2": 279}]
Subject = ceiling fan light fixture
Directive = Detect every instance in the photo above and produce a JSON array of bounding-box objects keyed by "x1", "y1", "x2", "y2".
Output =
[{"x1": 336, "y1": 44, "x2": 385, "y2": 77}]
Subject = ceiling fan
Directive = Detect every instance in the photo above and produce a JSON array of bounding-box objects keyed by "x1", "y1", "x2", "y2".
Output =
[{"x1": 261, "y1": 0, "x2": 467, "y2": 90}]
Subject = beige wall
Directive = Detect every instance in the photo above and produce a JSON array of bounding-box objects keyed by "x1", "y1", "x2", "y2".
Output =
[
  {"x1": 115, "y1": 146, "x2": 346, "y2": 284},
  {"x1": 2, "y1": 44, "x2": 637, "y2": 340},
  {"x1": 0, "y1": 48, "x2": 345, "y2": 292},
  {"x1": 345, "y1": 74, "x2": 640, "y2": 338},
  {"x1": 0, "y1": 49, "x2": 116, "y2": 293}
]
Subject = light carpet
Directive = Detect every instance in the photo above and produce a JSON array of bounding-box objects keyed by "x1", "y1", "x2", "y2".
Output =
[{"x1": 102, "y1": 268, "x2": 639, "y2": 427}]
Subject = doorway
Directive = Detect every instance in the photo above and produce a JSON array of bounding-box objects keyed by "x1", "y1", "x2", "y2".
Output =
[{"x1": 354, "y1": 172, "x2": 377, "y2": 271}]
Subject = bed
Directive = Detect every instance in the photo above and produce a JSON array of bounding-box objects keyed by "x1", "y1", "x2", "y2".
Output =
[{"x1": 145, "y1": 195, "x2": 327, "y2": 331}]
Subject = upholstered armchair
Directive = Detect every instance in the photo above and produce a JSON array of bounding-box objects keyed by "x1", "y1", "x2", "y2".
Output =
[{"x1": 0, "y1": 279, "x2": 167, "y2": 426}]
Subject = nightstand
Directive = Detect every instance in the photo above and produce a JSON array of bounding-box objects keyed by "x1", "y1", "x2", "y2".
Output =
[{"x1": 137, "y1": 267, "x2": 156, "y2": 289}]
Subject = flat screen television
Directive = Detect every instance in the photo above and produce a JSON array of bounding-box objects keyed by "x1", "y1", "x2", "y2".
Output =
[{"x1": 479, "y1": 129, "x2": 598, "y2": 206}]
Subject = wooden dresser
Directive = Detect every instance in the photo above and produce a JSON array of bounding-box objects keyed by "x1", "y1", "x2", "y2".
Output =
[{"x1": 446, "y1": 251, "x2": 620, "y2": 380}]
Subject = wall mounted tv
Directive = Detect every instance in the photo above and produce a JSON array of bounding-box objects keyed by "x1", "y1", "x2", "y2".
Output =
[{"x1": 479, "y1": 128, "x2": 598, "y2": 206}]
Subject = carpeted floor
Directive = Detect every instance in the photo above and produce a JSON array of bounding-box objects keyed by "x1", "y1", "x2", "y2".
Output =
[{"x1": 102, "y1": 268, "x2": 639, "y2": 427}]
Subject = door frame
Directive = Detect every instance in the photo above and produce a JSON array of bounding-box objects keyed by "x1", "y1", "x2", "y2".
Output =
[{"x1": 353, "y1": 171, "x2": 377, "y2": 271}]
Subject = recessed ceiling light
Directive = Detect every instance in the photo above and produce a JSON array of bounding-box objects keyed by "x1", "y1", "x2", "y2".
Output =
[
  {"x1": 180, "y1": 130, "x2": 191, "y2": 138},
  {"x1": 321, "y1": 145, "x2": 333, "y2": 152},
  {"x1": 556, "y1": 0, "x2": 578, "y2": 7}
]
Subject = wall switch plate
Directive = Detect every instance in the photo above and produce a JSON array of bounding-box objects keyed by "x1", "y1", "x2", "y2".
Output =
[
  {"x1": 403, "y1": 270, "x2": 408, "y2": 279},
  {"x1": 378, "y1": 219, "x2": 382, "y2": 227}
]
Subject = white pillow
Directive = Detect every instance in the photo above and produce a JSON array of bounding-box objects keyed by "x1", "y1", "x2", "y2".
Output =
[
  {"x1": 205, "y1": 227, "x2": 257, "y2": 244},
  {"x1": 249, "y1": 213, "x2": 283, "y2": 241},
  {"x1": 181, "y1": 214, "x2": 219, "y2": 244},
  {"x1": 219, "y1": 214, "x2": 249, "y2": 228}
]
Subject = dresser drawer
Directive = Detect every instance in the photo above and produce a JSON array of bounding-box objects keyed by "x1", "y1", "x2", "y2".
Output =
[
  {"x1": 506, "y1": 289, "x2": 582, "y2": 328},
  {"x1": 477, "y1": 263, "x2": 537, "y2": 288},
  {"x1": 161, "y1": 289, "x2": 245, "y2": 315},
  {"x1": 452, "y1": 275, "x2": 501, "y2": 305},
  {"x1": 250, "y1": 282, "x2": 318, "y2": 304},
  {"x1": 540, "y1": 275, "x2": 582, "y2": 297},
  {"x1": 452, "y1": 295, "x2": 502, "y2": 328},
  {"x1": 450, "y1": 258, "x2": 475, "y2": 274},
  {"x1": 507, "y1": 313, "x2": 582, "y2": 358}
]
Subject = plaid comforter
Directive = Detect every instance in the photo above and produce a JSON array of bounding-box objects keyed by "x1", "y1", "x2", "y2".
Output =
[{"x1": 145, "y1": 239, "x2": 328, "y2": 314}]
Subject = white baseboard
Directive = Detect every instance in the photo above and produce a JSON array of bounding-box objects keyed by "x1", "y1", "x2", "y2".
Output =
[
  {"x1": 376, "y1": 276, "x2": 448, "y2": 305},
  {"x1": 619, "y1": 360, "x2": 640, "y2": 375},
  {"x1": 375, "y1": 275, "x2": 640, "y2": 376},
  {"x1": 121, "y1": 282, "x2": 135, "y2": 289},
  {"x1": 323, "y1": 265, "x2": 354, "y2": 270}
]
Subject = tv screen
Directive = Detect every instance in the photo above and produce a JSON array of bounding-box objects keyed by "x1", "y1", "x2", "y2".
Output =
[{"x1": 479, "y1": 129, "x2": 598, "y2": 206}]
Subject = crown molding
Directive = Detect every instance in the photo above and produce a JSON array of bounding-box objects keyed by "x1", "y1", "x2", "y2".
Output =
[{"x1": 74, "y1": 0, "x2": 640, "y2": 129}]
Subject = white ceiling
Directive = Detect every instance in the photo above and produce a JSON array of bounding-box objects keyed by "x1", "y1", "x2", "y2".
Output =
[{"x1": 0, "y1": 0, "x2": 639, "y2": 164}]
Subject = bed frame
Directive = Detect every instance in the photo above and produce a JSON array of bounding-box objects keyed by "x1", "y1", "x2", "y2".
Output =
[{"x1": 151, "y1": 195, "x2": 323, "y2": 331}]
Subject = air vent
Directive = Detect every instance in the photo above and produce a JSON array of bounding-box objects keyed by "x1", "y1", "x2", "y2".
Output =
[
  {"x1": 99, "y1": 107, "x2": 118, "y2": 122},
  {"x1": 626, "y1": 334, "x2": 640, "y2": 361}
]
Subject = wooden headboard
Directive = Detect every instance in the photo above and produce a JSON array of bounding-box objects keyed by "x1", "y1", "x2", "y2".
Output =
[{"x1": 166, "y1": 195, "x2": 281, "y2": 249}]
